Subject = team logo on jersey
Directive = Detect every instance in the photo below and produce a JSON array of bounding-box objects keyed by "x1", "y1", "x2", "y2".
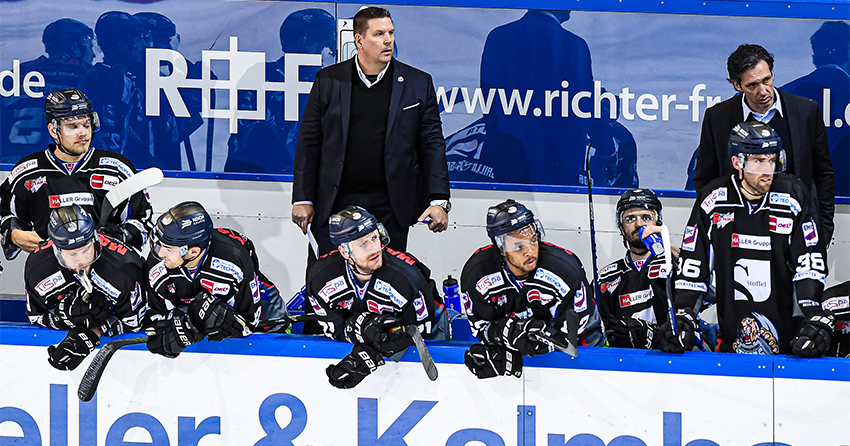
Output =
[
  {"x1": 801, "y1": 220, "x2": 819, "y2": 247},
  {"x1": 534, "y1": 268, "x2": 570, "y2": 296},
  {"x1": 700, "y1": 187, "x2": 727, "y2": 213},
  {"x1": 574, "y1": 283, "x2": 587, "y2": 313},
  {"x1": 374, "y1": 279, "x2": 407, "y2": 307},
  {"x1": 99, "y1": 157, "x2": 133, "y2": 177},
  {"x1": 711, "y1": 212, "x2": 734, "y2": 229},
  {"x1": 476, "y1": 272, "x2": 504, "y2": 294},
  {"x1": 526, "y1": 289, "x2": 554, "y2": 305},
  {"x1": 9, "y1": 160, "x2": 38, "y2": 183},
  {"x1": 730, "y1": 234, "x2": 771, "y2": 251},
  {"x1": 90, "y1": 270, "x2": 120, "y2": 299},
  {"x1": 90, "y1": 174, "x2": 120, "y2": 190},
  {"x1": 210, "y1": 257, "x2": 244, "y2": 282},
  {"x1": 337, "y1": 299, "x2": 353, "y2": 310},
  {"x1": 619, "y1": 288, "x2": 653, "y2": 308},
  {"x1": 201, "y1": 278, "x2": 231, "y2": 296},
  {"x1": 682, "y1": 226, "x2": 698, "y2": 252},
  {"x1": 25, "y1": 176, "x2": 46, "y2": 193},
  {"x1": 318, "y1": 276, "x2": 347, "y2": 300},
  {"x1": 600, "y1": 277, "x2": 621, "y2": 294},
  {"x1": 367, "y1": 299, "x2": 395, "y2": 314},
  {"x1": 769, "y1": 215, "x2": 793, "y2": 234},
  {"x1": 491, "y1": 294, "x2": 507, "y2": 306},
  {"x1": 35, "y1": 271, "x2": 65, "y2": 296},
  {"x1": 307, "y1": 295, "x2": 327, "y2": 316},
  {"x1": 413, "y1": 292, "x2": 429, "y2": 321},
  {"x1": 768, "y1": 192, "x2": 801, "y2": 215},
  {"x1": 733, "y1": 312, "x2": 779, "y2": 354},
  {"x1": 733, "y1": 258, "x2": 771, "y2": 303},
  {"x1": 48, "y1": 192, "x2": 94, "y2": 208}
]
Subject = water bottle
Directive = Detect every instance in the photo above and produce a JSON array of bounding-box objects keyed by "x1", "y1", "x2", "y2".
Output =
[
  {"x1": 442, "y1": 275, "x2": 462, "y2": 316},
  {"x1": 638, "y1": 226, "x2": 665, "y2": 257}
]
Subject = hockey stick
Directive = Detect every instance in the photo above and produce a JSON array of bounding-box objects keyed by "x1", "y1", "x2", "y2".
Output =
[
  {"x1": 252, "y1": 312, "x2": 322, "y2": 333},
  {"x1": 405, "y1": 325, "x2": 438, "y2": 381},
  {"x1": 533, "y1": 330, "x2": 577, "y2": 357},
  {"x1": 77, "y1": 335, "x2": 149, "y2": 402},
  {"x1": 98, "y1": 167, "x2": 164, "y2": 226},
  {"x1": 584, "y1": 141, "x2": 602, "y2": 308},
  {"x1": 660, "y1": 226, "x2": 708, "y2": 352}
]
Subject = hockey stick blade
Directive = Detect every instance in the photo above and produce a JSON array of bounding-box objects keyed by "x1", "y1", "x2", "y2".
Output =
[
  {"x1": 533, "y1": 331, "x2": 577, "y2": 357},
  {"x1": 78, "y1": 335, "x2": 149, "y2": 402},
  {"x1": 253, "y1": 313, "x2": 322, "y2": 332},
  {"x1": 406, "y1": 325, "x2": 438, "y2": 381},
  {"x1": 98, "y1": 167, "x2": 164, "y2": 226}
]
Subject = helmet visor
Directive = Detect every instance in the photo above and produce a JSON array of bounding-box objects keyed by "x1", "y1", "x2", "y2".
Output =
[
  {"x1": 496, "y1": 222, "x2": 544, "y2": 252},
  {"x1": 53, "y1": 240, "x2": 97, "y2": 270},
  {"x1": 736, "y1": 150, "x2": 786, "y2": 175}
]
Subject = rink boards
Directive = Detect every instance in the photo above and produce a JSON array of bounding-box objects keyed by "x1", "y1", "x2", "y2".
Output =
[{"x1": 0, "y1": 324, "x2": 847, "y2": 446}]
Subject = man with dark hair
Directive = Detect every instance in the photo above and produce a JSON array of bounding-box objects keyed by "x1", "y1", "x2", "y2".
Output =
[
  {"x1": 693, "y1": 44, "x2": 834, "y2": 243},
  {"x1": 292, "y1": 6, "x2": 450, "y2": 266}
]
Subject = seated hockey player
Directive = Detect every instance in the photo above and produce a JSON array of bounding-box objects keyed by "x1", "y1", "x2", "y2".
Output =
[
  {"x1": 460, "y1": 199, "x2": 605, "y2": 379},
  {"x1": 24, "y1": 204, "x2": 147, "y2": 370},
  {"x1": 306, "y1": 205, "x2": 441, "y2": 389},
  {"x1": 145, "y1": 201, "x2": 284, "y2": 358},
  {"x1": 660, "y1": 122, "x2": 833, "y2": 357}
]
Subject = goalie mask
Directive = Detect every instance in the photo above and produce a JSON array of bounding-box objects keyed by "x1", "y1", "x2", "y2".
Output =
[
  {"x1": 486, "y1": 199, "x2": 545, "y2": 252},
  {"x1": 48, "y1": 204, "x2": 101, "y2": 270},
  {"x1": 151, "y1": 201, "x2": 213, "y2": 261}
]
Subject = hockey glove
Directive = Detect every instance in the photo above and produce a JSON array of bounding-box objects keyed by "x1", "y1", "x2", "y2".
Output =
[
  {"x1": 343, "y1": 312, "x2": 401, "y2": 347},
  {"x1": 791, "y1": 313, "x2": 834, "y2": 358},
  {"x1": 99, "y1": 222, "x2": 131, "y2": 246},
  {"x1": 189, "y1": 292, "x2": 250, "y2": 341},
  {"x1": 606, "y1": 316, "x2": 658, "y2": 349},
  {"x1": 146, "y1": 312, "x2": 202, "y2": 358},
  {"x1": 464, "y1": 344, "x2": 523, "y2": 379},
  {"x1": 57, "y1": 289, "x2": 110, "y2": 330},
  {"x1": 657, "y1": 308, "x2": 697, "y2": 353},
  {"x1": 488, "y1": 317, "x2": 549, "y2": 355},
  {"x1": 326, "y1": 344, "x2": 385, "y2": 389},
  {"x1": 48, "y1": 327, "x2": 100, "y2": 371}
]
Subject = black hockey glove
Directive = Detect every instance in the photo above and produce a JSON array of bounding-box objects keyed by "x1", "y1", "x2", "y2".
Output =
[
  {"x1": 791, "y1": 313, "x2": 834, "y2": 358},
  {"x1": 189, "y1": 292, "x2": 249, "y2": 341},
  {"x1": 57, "y1": 289, "x2": 110, "y2": 330},
  {"x1": 463, "y1": 344, "x2": 523, "y2": 379},
  {"x1": 47, "y1": 327, "x2": 100, "y2": 371},
  {"x1": 326, "y1": 344, "x2": 385, "y2": 389},
  {"x1": 488, "y1": 317, "x2": 549, "y2": 355},
  {"x1": 146, "y1": 312, "x2": 203, "y2": 358},
  {"x1": 606, "y1": 316, "x2": 658, "y2": 349},
  {"x1": 99, "y1": 222, "x2": 131, "y2": 246},
  {"x1": 343, "y1": 312, "x2": 402, "y2": 349},
  {"x1": 657, "y1": 308, "x2": 697, "y2": 353}
]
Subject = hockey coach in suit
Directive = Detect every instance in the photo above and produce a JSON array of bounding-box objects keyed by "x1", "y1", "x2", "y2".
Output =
[{"x1": 292, "y1": 6, "x2": 451, "y2": 266}]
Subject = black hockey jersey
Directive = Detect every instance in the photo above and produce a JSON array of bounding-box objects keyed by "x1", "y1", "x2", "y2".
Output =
[
  {"x1": 675, "y1": 173, "x2": 828, "y2": 354},
  {"x1": 598, "y1": 252, "x2": 670, "y2": 325},
  {"x1": 24, "y1": 232, "x2": 147, "y2": 336},
  {"x1": 1, "y1": 146, "x2": 153, "y2": 258},
  {"x1": 460, "y1": 242, "x2": 606, "y2": 347}
]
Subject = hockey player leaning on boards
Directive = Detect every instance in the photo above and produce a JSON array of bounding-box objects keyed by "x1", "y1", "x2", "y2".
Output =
[
  {"x1": 659, "y1": 122, "x2": 833, "y2": 357},
  {"x1": 306, "y1": 206, "x2": 445, "y2": 389},
  {"x1": 461, "y1": 199, "x2": 606, "y2": 379},
  {"x1": 25, "y1": 205, "x2": 147, "y2": 371},
  {"x1": 144, "y1": 201, "x2": 285, "y2": 358},
  {"x1": 598, "y1": 188, "x2": 680, "y2": 350},
  {"x1": 0, "y1": 88, "x2": 153, "y2": 259}
]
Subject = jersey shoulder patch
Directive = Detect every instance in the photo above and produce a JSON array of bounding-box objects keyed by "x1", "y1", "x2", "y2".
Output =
[
  {"x1": 373, "y1": 278, "x2": 408, "y2": 307},
  {"x1": 475, "y1": 271, "x2": 504, "y2": 295}
]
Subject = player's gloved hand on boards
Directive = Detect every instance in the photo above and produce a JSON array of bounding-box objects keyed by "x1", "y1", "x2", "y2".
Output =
[
  {"x1": 188, "y1": 292, "x2": 250, "y2": 341},
  {"x1": 57, "y1": 289, "x2": 110, "y2": 330},
  {"x1": 326, "y1": 344, "x2": 384, "y2": 389},
  {"x1": 791, "y1": 313, "x2": 834, "y2": 358},
  {"x1": 464, "y1": 344, "x2": 523, "y2": 379},
  {"x1": 488, "y1": 316, "x2": 549, "y2": 355},
  {"x1": 48, "y1": 327, "x2": 100, "y2": 371},
  {"x1": 657, "y1": 308, "x2": 697, "y2": 353},
  {"x1": 146, "y1": 311, "x2": 202, "y2": 358},
  {"x1": 343, "y1": 312, "x2": 401, "y2": 348},
  {"x1": 99, "y1": 222, "x2": 131, "y2": 246},
  {"x1": 606, "y1": 316, "x2": 658, "y2": 349}
]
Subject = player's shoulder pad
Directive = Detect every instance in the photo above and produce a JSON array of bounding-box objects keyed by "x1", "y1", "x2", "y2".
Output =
[
  {"x1": 215, "y1": 227, "x2": 250, "y2": 246},
  {"x1": 93, "y1": 150, "x2": 136, "y2": 179},
  {"x1": 599, "y1": 257, "x2": 627, "y2": 281},
  {"x1": 381, "y1": 251, "x2": 428, "y2": 289},
  {"x1": 6, "y1": 152, "x2": 43, "y2": 184},
  {"x1": 460, "y1": 245, "x2": 500, "y2": 291},
  {"x1": 208, "y1": 231, "x2": 252, "y2": 263},
  {"x1": 306, "y1": 251, "x2": 345, "y2": 284},
  {"x1": 698, "y1": 178, "x2": 731, "y2": 214}
]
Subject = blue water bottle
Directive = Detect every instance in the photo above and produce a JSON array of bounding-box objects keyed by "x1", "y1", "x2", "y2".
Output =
[
  {"x1": 443, "y1": 275, "x2": 462, "y2": 316},
  {"x1": 638, "y1": 226, "x2": 665, "y2": 257}
]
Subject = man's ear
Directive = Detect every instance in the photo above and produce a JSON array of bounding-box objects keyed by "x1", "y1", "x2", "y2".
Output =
[
  {"x1": 731, "y1": 80, "x2": 743, "y2": 93},
  {"x1": 187, "y1": 246, "x2": 202, "y2": 259},
  {"x1": 47, "y1": 122, "x2": 58, "y2": 140},
  {"x1": 338, "y1": 245, "x2": 350, "y2": 261}
]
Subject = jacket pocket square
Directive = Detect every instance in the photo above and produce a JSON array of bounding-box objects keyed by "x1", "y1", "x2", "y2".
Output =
[{"x1": 402, "y1": 102, "x2": 421, "y2": 111}]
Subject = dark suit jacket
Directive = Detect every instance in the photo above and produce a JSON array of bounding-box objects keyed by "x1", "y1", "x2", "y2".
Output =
[
  {"x1": 293, "y1": 57, "x2": 450, "y2": 226},
  {"x1": 693, "y1": 89, "x2": 835, "y2": 240}
]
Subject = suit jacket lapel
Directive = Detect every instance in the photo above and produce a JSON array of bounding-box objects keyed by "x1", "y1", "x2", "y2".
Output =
[
  {"x1": 340, "y1": 58, "x2": 354, "y2": 150},
  {"x1": 386, "y1": 59, "x2": 404, "y2": 142},
  {"x1": 777, "y1": 89, "x2": 803, "y2": 174}
]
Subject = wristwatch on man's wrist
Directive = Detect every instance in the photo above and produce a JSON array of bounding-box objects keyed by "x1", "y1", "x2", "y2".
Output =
[{"x1": 430, "y1": 199, "x2": 452, "y2": 214}]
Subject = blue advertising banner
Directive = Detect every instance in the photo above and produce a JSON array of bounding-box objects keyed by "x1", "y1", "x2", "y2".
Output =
[{"x1": 1, "y1": 1, "x2": 847, "y2": 196}]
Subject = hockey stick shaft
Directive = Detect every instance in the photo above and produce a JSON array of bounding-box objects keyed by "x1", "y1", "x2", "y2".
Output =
[
  {"x1": 405, "y1": 325, "x2": 438, "y2": 381},
  {"x1": 98, "y1": 167, "x2": 164, "y2": 226},
  {"x1": 252, "y1": 313, "x2": 322, "y2": 332},
  {"x1": 533, "y1": 330, "x2": 577, "y2": 357},
  {"x1": 660, "y1": 225, "x2": 679, "y2": 337},
  {"x1": 77, "y1": 335, "x2": 149, "y2": 402},
  {"x1": 584, "y1": 141, "x2": 602, "y2": 304}
]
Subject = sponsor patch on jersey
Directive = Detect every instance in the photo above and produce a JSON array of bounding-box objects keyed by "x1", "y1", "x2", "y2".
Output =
[
  {"x1": 210, "y1": 257, "x2": 244, "y2": 282},
  {"x1": 733, "y1": 259, "x2": 771, "y2": 303},
  {"x1": 9, "y1": 159, "x2": 38, "y2": 183},
  {"x1": 460, "y1": 292, "x2": 472, "y2": 314},
  {"x1": 700, "y1": 187, "x2": 727, "y2": 213},
  {"x1": 249, "y1": 274, "x2": 260, "y2": 303},
  {"x1": 90, "y1": 270, "x2": 120, "y2": 299},
  {"x1": 201, "y1": 278, "x2": 231, "y2": 296},
  {"x1": 149, "y1": 261, "x2": 168, "y2": 285},
  {"x1": 337, "y1": 299, "x2": 353, "y2": 310},
  {"x1": 599, "y1": 263, "x2": 618, "y2": 276},
  {"x1": 793, "y1": 270, "x2": 826, "y2": 283},
  {"x1": 374, "y1": 278, "x2": 407, "y2": 307},
  {"x1": 25, "y1": 176, "x2": 47, "y2": 193},
  {"x1": 675, "y1": 280, "x2": 708, "y2": 292},
  {"x1": 769, "y1": 192, "x2": 801, "y2": 215},
  {"x1": 48, "y1": 192, "x2": 94, "y2": 208},
  {"x1": 731, "y1": 233, "x2": 771, "y2": 251},
  {"x1": 413, "y1": 292, "x2": 429, "y2": 321},
  {"x1": 526, "y1": 289, "x2": 554, "y2": 305},
  {"x1": 801, "y1": 220, "x2": 819, "y2": 247},
  {"x1": 619, "y1": 288, "x2": 653, "y2": 308},
  {"x1": 823, "y1": 296, "x2": 849, "y2": 312},
  {"x1": 534, "y1": 268, "x2": 570, "y2": 296},
  {"x1": 491, "y1": 294, "x2": 507, "y2": 306},
  {"x1": 90, "y1": 174, "x2": 120, "y2": 190},
  {"x1": 130, "y1": 283, "x2": 143, "y2": 310},
  {"x1": 307, "y1": 295, "x2": 327, "y2": 316},
  {"x1": 647, "y1": 264, "x2": 666, "y2": 279},
  {"x1": 682, "y1": 225, "x2": 698, "y2": 252},
  {"x1": 35, "y1": 271, "x2": 65, "y2": 296},
  {"x1": 318, "y1": 276, "x2": 347, "y2": 301},
  {"x1": 367, "y1": 299, "x2": 395, "y2": 314},
  {"x1": 769, "y1": 215, "x2": 793, "y2": 234},
  {"x1": 711, "y1": 212, "x2": 734, "y2": 229},
  {"x1": 475, "y1": 272, "x2": 504, "y2": 294},
  {"x1": 600, "y1": 277, "x2": 621, "y2": 294},
  {"x1": 574, "y1": 283, "x2": 587, "y2": 313},
  {"x1": 99, "y1": 157, "x2": 133, "y2": 177}
]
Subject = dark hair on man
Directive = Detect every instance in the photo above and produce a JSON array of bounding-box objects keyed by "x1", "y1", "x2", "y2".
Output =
[
  {"x1": 353, "y1": 7, "x2": 392, "y2": 36},
  {"x1": 810, "y1": 21, "x2": 849, "y2": 68},
  {"x1": 726, "y1": 44, "x2": 774, "y2": 85}
]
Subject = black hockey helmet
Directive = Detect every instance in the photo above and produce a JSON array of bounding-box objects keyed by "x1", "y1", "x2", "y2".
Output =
[
  {"x1": 42, "y1": 19, "x2": 93, "y2": 58},
  {"x1": 329, "y1": 205, "x2": 390, "y2": 248},
  {"x1": 48, "y1": 204, "x2": 98, "y2": 250},
  {"x1": 95, "y1": 11, "x2": 150, "y2": 58},
  {"x1": 134, "y1": 12, "x2": 177, "y2": 49},
  {"x1": 728, "y1": 121, "x2": 786, "y2": 173},
  {"x1": 152, "y1": 201, "x2": 214, "y2": 258},
  {"x1": 616, "y1": 188, "x2": 663, "y2": 226},
  {"x1": 44, "y1": 88, "x2": 100, "y2": 131},
  {"x1": 486, "y1": 199, "x2": 544, "y2": 251}
]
